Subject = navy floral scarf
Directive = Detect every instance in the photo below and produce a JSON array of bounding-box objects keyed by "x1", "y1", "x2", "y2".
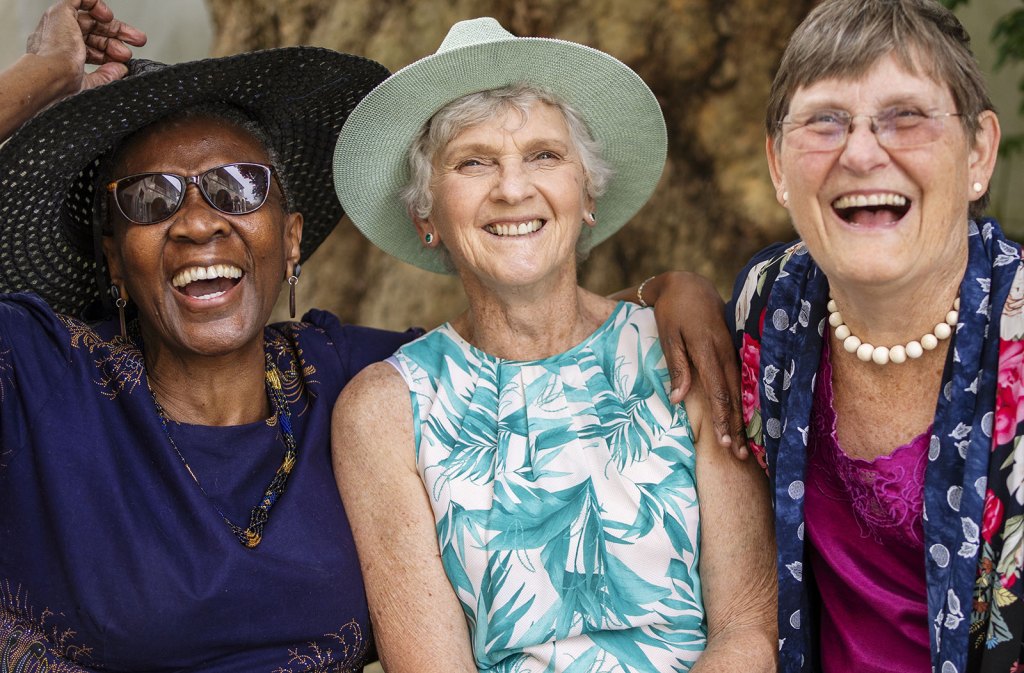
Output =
[{"x1": 730, "y1": 218, "x2": 1024, "y2": 673}]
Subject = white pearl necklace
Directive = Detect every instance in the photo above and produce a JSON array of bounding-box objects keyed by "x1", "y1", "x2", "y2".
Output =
[{"x1": 827, "y1": 295, "x2": 960, "y2": 365}]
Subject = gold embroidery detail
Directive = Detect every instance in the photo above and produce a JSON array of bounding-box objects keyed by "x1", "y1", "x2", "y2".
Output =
[
  {"x1": 56, "y1": 315, "x2": 145, "y2": 400},
  {"x1": 0, "y1": 580, "x2": 94, "y2": 671},
  {"x1": 265, "y1": 327, "x2": 318, "y2": 419},
  {"x1": 56, "y1": 317, "x2": 319, "y2": 414},
  {"x1": 272, "y1": 619, "x2": 368, "y2": 673}
]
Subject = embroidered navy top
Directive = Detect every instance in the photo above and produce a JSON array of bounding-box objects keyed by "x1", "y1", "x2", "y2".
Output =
[{"x1": 0, "y1": 292, "x2": 416, "y2": 672}]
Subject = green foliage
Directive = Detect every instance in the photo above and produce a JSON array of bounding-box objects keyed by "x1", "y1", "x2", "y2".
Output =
[
  {"x1": 991, "y1": 5, "x2": 1024, "y2": 166},
  {"x1": 992, "y1": 7, "x2": 1024, "y2": 71},
  {"x1": 939, "y1": 0, "x2": 1024, "y2": 168},
  {"x1": 1002, "y1": 133, "x2": 1024, "y2": 159}
]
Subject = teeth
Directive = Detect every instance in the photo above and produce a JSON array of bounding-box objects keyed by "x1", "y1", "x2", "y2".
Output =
[
  {"x1": 171, "y1": 264, "x2": 243, "y2": 288},
  {"x1": 832, "y1": 193, "x2": 907, "y2": 209},
  {"x1": 485, "y1": 219, "x2": 543, "y2": 237},
  {"x1": 194, "y1": 291, "x2": 227, "y2": 301}
]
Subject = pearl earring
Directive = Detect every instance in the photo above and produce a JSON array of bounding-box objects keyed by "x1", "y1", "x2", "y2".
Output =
[
  {"x1": 782, "y1": 191, "x2": 789, "y2": 204},
  {"x1": 973, "y1": 182, "x2": 984, "y2": 193}
]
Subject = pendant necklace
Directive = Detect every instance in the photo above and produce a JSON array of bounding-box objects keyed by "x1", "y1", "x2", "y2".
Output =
[{"x1": 150, "y1": 349, "x2": 297, "y2": 548}]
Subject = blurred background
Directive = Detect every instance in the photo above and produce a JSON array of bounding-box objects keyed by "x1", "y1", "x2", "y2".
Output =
[{"x1": 1, "y1": 0, "x2": 1021, "y2": 333}]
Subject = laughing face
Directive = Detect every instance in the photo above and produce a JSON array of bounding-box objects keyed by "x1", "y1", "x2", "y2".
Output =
[
  {"x1": 767, "y1": 52, "x2": 999, "y2": 291},
  {"x1": 414, "y1": 102, "x2": 594, "y2": 293},
  {"x1": 102, "y1": 115, "x2": 302, "y2": 358}
]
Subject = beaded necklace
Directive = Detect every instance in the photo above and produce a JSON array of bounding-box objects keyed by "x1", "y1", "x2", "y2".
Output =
[
  {"x1": 150, "y1": 349, "x2": 297, "y2": 549},
  {"x1": 827, "y1": 294, "x2": 960, "y2": 365}
]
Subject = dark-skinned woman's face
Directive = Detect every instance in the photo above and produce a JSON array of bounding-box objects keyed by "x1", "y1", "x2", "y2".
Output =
[{"x1": 102, "y1": 115, "x2": 303, "y2": 358}]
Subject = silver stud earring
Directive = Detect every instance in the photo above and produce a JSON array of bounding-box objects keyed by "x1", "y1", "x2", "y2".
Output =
[
  {"x1": 590, "y1": 212, "x2": 597, "y2": 223},
  {"x1": 973, "y1": 182, "x2": 984, "y2": 193},
  {"x1": 424, "y1": 232, "x2": 434, "y2": 245}
]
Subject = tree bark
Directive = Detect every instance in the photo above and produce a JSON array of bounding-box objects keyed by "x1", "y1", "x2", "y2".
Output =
[{"x1": 207, "y1": 0, "x2": 814, "y2": 331}]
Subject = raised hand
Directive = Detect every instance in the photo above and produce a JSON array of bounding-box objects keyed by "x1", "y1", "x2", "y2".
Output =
[{"x1": 26, "y1": 0, "x2": 147, "y2": 93}]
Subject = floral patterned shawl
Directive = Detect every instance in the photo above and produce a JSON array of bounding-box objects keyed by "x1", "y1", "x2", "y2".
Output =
[{"x1": 729, "y1": 218, "x2": 1024, "y2": 673}]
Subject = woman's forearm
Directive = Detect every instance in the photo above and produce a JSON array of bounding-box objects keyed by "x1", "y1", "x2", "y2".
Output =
[
  {"x1": 1, "y1": 0, "x2": 146, "y2": 143},
  {"x1": 691, "y1": 622, "x2": 778, "y2": 673},
  {"x1": 0, "y1": 53, "x2": 78, "y2": 141},
  {"x1": 613, "y1": 271, "x2": 746, "y2": 455}
]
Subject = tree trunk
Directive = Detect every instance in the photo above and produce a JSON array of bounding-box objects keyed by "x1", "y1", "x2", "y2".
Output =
[{"x1": 207, "y1": 0, "x2": 814, "y2": 331}]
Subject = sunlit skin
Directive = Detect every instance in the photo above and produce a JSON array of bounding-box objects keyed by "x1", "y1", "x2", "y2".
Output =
[
  {"x1": 414, "y1": 102, "x2": 595, "y2": 305},
  {"x1": 767, "y1": 53, "x2": 998, "y2": 307},
  {"x1": 765, "y1": 52, "x2": 1000, "y2": 462},
  {"x1": 767, "y1": 53, "x2": 1000, "y2": 358},
  {"x1": 335, "y1": 100, "x2": 777, "y2": 673},
  {"x1": 102, "y1": 116, "x2": 302, "y2": 422}
]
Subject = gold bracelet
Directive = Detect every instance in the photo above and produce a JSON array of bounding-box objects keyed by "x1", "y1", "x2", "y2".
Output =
[{"x1": 637, "y1": 275, "x2": 657, "y2": 308}]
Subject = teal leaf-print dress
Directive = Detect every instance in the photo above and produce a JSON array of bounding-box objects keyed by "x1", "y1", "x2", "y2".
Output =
[{"x1": 389, "y1": 302, "x2": 706, "y2": 672}]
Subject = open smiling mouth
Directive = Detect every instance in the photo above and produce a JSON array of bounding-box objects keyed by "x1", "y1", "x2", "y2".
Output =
[
  {"x1": 484, "y1": 218, "x2": 545, "y2": 237},
  {"x1": 832, "y1": 193, "x2": 910, "y2": 225},
  {"x1": 171, "y1": 265, "x2": 244, "y2": 300}
]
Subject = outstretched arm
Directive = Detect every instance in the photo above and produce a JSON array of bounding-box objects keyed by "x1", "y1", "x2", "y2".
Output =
[
  {"x1": 0, "y1": 0, "x2": 146, "y2": 140},
  {"x1": 613, "y1": 272, "x2": 745, "y2": 457},
  {"x1": 332, "y1": 363, "x2": 478, "y2": 673}
]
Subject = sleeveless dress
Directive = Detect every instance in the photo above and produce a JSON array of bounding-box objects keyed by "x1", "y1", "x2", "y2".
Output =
[
  {"x1": 0, "y1": 292, "x2": 415, "y2": 673},
  {"x1": 388, "y1": 302, "x2": 706, "y2": 673}
]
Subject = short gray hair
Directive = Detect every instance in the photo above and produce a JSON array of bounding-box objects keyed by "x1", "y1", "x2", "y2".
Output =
[
  {"x1": 765, "y1": 0, "x2": 995, "y2": 217},
  {"x1": 400, "y1": 84, "x2": 612, "y2": 222}
]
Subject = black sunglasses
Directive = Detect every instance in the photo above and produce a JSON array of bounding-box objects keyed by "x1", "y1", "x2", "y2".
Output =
[{"x1": 106, "y1": 162, "x2": 275, "y2": 225}]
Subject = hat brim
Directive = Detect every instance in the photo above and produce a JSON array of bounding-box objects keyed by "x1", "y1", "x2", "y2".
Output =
[
  {"x1": 334, "y1": 35, "x2": 667, "y2": 274},
  {"x1": 0, "y1": 47, "x2": 389, "y2": 317}
]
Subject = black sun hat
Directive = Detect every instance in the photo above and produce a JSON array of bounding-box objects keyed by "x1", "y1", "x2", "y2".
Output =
[{"x1": 0, "y1": 47, "x2": 389, "y2": 317}]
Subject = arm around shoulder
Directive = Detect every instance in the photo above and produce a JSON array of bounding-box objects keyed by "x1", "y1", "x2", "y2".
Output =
[
  {"x1": 615, "y1": 271, "x2": 745, "y2": 455},
  {"x1": 331, "y1": 362, "x2": 478, "y2": 673},
  {"x1": 684, "y1": 384, "x2": 777, "y2": 673}
]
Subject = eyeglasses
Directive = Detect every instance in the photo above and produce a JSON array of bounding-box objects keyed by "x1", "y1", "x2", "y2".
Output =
[
  {"x1": 778, "y1": 108, "x2": 962, "y2": 152},
  {"x1": 106, "y1": 162, "x2": 274, "y2": 225}
]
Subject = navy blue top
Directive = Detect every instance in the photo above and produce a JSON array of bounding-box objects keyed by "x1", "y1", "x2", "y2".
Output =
[{"x1": 0, "y1": 292, "x2": 416, "y2": 672}]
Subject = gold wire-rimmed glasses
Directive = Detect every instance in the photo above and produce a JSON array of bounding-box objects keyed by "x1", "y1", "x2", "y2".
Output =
[{"x1": 778, "y1": 108, "x2": 963, "y2": 152}]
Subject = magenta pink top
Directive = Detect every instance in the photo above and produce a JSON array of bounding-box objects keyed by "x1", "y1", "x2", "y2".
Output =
[{"x1": 805, "y1": 345, "x2": 931, "y2": 672}]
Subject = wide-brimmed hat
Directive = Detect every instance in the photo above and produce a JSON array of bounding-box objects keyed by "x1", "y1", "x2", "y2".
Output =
[
  {"x1": 333, "y1": 17, "x2": 667, "y2": 274},
  {"x1": 0, "y1": 47, "x2": 389, "y2": 317}
]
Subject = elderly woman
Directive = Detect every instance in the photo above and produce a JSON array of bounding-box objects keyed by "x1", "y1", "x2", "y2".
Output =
[
  {"x1": 331, "y1": 18, "x2": 776, "y2": 673},
  {"x1": 0, "y1": 2, "x2": 423, "y2": 669},
  {"x1": 720, "y1": 0, "x2": 1009, "y2": 670}
]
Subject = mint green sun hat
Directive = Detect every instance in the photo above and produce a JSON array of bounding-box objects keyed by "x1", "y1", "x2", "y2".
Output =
[{"x1": 333, "y1": 17, "x2": 667, "y2": 274}]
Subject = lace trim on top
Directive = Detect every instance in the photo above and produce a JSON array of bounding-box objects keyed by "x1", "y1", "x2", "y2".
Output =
[{"x1": 810, "y1": 342, "x2": 928, "y2": 545}]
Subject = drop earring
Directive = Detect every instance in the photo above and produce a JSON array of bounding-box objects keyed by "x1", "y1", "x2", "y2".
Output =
[
  {"x1": 109, "y1": 284, "x2": 127, "y2": 339},
  {"x1": 288, "y1": 263, "x2": 302, "y2": 320}
]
